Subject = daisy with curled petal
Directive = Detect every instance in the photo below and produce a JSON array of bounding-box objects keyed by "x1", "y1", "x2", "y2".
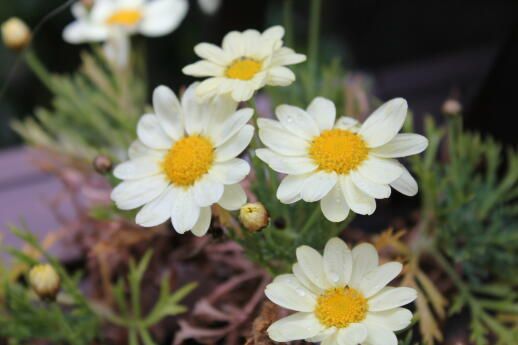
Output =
[
  {"x1": 265, "y1": 237, "x2": 417, "y2": 345},
  {"x1": 182, "y1": 25, "x2": 306, "y2": 102},
  {"x1": 111, "y1": 83, "x2": 254, "y2": 236},
  {"x1": 256, "y1": 97, "x2": 428, "y2": 222},
  {"x1": 63, "y1": 0, "x2": 188, "y2": 66}
]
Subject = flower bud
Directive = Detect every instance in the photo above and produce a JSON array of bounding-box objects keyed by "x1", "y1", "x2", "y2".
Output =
[
  {"x1": 1, "y1": 17, "x2": 31, "y2": 51},
  {"x1": 81, "y1": 0, "x2": 95, "y2": 10},
  {"x1": 93, "y1": 154, "x2": 113, "y2": 174},
  {"x1": 442, "y1": 98, "x2": 462, "y2": 116},
  {"x1": 239, "y1": 202, "x2": 270, "y2": 232},
  {"x1": 29, "y1": 264, "x2": 61, "y2": 301}
]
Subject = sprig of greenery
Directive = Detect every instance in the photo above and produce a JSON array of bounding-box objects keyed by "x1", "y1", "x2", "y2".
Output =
[{"x1": 93, "y1": 250, "x2": 196, "y2": 345}]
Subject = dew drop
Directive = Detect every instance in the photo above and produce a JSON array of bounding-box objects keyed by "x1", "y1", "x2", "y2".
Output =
[{"x1": 328, "y1": 272, "x2": 340, "y2": 282}]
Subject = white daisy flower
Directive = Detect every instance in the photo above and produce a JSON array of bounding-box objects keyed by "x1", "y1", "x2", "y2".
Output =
[
  {"x1": 265, "y1": 237, "x2": 417, "y2": 345},
  {"x1": 256, "y1": 97, "x2": 428, "y2": 222},
  {"x1": 111, "y1": 83, "x2": 255, "y2": 236},
  {"x1": 63, "y1": 0, "x2": 188, "y2": 66},
  {"x1": 182, "y1": 25, "x2": 306, "y2": 102}
]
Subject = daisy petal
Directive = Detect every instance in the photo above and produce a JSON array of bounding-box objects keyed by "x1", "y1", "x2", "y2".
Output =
[
  {"x1": 276, "y1": 104, "x2": 320, "y2": 139},
  {"x1": 193, "y1": 42, "x2": 232, "y2": 65},
  {"x1": 363, "y1": 322, "x2": 398, "y2": 345},
  {"x1": 323, "y1": 237, "x2": 353, "y2": 286},
  {"x1": 301, "y1": 171, "x2": 337, "y2": 202},
  {"x1": 296, "y1": 246, "x2": 332, "y2": 290},
  {"x1": 215, "y1": 125, "x2": 254, "y2": 162},
  {"x1": 277, "y1": 174, "x2": 310, "y2": 204},
  {"x1": 349, "y1": 243, "x2": 379, "y2": 288},
  {"x1": 364, "y1": 308, "x2": 413, "y2": 331},
  {"x1": 359, "y1": 98, "x2": 408, "y2": 148},
  {"x1": 222, "y1": 31, "x2": 245, "y2": 57},
  {"x1": 293, "y1": 263, "x2": 322, "y2": 294},
  {"x1": 341, "y1": 176, "x2": 376, "y2": 215},
  {"x1": 193, "y1": 176, "x2": 224, "y2": 207},
  {"x1": 256, "y1": 149, "x2": 317, "y2": 175},
  {"x1": 171, "y1": 188, "x2": 200, "y2": 233},
  {"x1": 307, "y1": 97, "x2": 336, "y2": 131},
  {"x1": 335, "y1": 116, "x2": 359, "y2": 130},
  {"x1": 135, "y1": 186, "x2": 175, "y2": 227},
  {"x1": 358, "y1": 262, "x2": 403, "y2": 298},
  {"x1": 372, "y1": 133, "x2": 429, "y2": 158},
  {"x1": 267, "y1": 312, "x2": 325, "y2": 342},
  {"x1": 111, "y1": 175, "x2": 169, "y2": 210},
  {"x1": 321, "y1": 184, "x2": 350, "y2": 222},
  {"x1": 336, "y1": 323, "x2": 368, "y2": 345},
  {"x1": 209, "y1": 158, "x2": 250, "y2": 184},
  {"x1": 218, "y1": 183, "x2": 247, "y2": 210},
  {"x1": 210, "y1": 108, "x2": 254, "y2": 146},
  {"x1": 137, "y1": 114, "x2": 173, "y2": 149},
  {"x1": 264, "y1": 282, "x2": 316, "y2": 312},
  {"x1": 257, "y1": 118, "x2": 310, "y2": 156},
  {"x1": 113, "y1": 156, "x2": 162, "y2": 180},
  {"x1": 191, "y1": 207, "x2": 212, "y2": 237},
  {"x1": 153, "y1": 85, "x2": 184, "y2": 141},
  {"x1": 182, "y1": 83, "x2": 210, "y2": 135},
  {"x1": 128, "y1": 140, "x2": 162, "y2": 159},
  {"x1": 267, "y1": 66, "x2": 295, "y2": 86},
  {"x1": 182, "y1": 60, "x2": 224, "y2": 77},
  {"x1": 368, "y1": 287, "x2": 417, "y2": 312},
  {"x1": 390, "y1": 167, "x2": 418, "y2": 196},
  {"x1": 140, "y1": 0, "x2": 188, "y2": 37},
  {"x1": 306, "y1": 328, "x2": 337, "y2": 343},
  {"x1": 350, "y1": 171, "x2": 391, "y2": 199},
  {"x1": 356, "y1": 156, "x2": 403, "y2": 184}
]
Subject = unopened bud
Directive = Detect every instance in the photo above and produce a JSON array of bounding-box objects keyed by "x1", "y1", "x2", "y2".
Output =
[
  {"x1": 239, "y1": 202, "x2": 270, "y2": 232},
  {"x1": 1, "y1": 17, "x2": 31, "y2": 51},
  {"x1": 81, "y1": 0, "x2": 95, "y2": 10},
  {"x1": 29, "y1": 264, "x2": 61, "y2": 301},
  {"x1": 442, "y1": 99, "x2": 462, "y2": 116},
  {"x1": 93, "y1": 154, "x2": 113, "y2": 174}
]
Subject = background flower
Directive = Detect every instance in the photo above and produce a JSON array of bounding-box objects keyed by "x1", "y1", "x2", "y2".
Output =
[{"x1": 183, "y1": 25, "x2": 306, "y2": 102}]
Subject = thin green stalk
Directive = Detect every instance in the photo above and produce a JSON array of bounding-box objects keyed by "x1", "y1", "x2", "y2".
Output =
[
  {"x1": 24, "y1": 49, "x2": 54, "y2": 90},
  {"x1": 283, "y1": 0, "x2": 294, "y2": 48},
  {"x1": 300, "y1": 205, "x2": 321, "y2": 235},
  {"x1": 307, "y1": 0, "x2": 322, "y2": 97}
]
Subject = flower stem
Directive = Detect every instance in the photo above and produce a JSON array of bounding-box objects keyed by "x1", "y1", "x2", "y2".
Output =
[
  {"x1": 300, "y1": 205, "x2": 321, "y2": 235},
  {"x1": 307, "y1": 0, "x2": 322, "y2": 97},
  {"x1": 283, "y1": 0, "x2": 294, "y2": 48}
]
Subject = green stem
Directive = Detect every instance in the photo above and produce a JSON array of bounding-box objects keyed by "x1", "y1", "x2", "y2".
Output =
[
  {"x1": 283, "y1": 0, "x2": 294, "y2": 48},
  {"x1": 300, "y1": 205, "x2": 321, "y2": 235},
  {"x1": 307, "y1": 0, "x2": 322, "y2": 97},
  {"x1": 24, "y1": 49, "x2": 54, "y2": 90}
]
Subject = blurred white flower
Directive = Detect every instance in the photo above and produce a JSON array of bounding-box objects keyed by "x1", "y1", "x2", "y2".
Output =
[
  {"x1": 265, "y1": 237, "x2": 417, "y2": 345},
  {"x1": 256, "y1": 97, "x2": 428, "y2": 222},
  {"x1": 63, "y1": 0, "x2": 188, "y2": 66},
  {"x1": 183, "y1": 25, "x2": 306, "y2": 102},
  {"x1": 198, "y1": 0, "x2": 222, "y2": 15},
  {"x1": 111, "y1": 84, "x2": 254, "y2": 235}
]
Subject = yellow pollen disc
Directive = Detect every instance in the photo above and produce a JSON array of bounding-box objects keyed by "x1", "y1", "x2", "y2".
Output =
[
  {"x1": 106, "y1": 9, "x2": 143, "y2": 26},
  {"x1": 309, "y1": 129, "x2": 369, "y2": 175},
  {"x1": 162, "y1": 135, "x2": 214, "y2": 187},
  {"x1": 225, "y1": 58, "x2": 262, "y2": 80},
  {"x1": 315, "y1": 287, "x2": 368, "y2": 328}
]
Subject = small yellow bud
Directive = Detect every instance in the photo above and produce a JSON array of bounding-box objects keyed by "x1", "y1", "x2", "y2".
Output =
[
  {"x1": 442, "y1": 99, "x2": 462, "y2": 116},
  {"x1": 239, "y1": 202, "x2": 270, "y2": 232},
  {"x1": 1, "y1": 17, "x2": 31, "y2": 51},
  {"x1": 81, "y1": 0, "x2": 95, "y2": 10},
  {"x1": 29, "y1": 264, "x2": 61, "y2": 301}
]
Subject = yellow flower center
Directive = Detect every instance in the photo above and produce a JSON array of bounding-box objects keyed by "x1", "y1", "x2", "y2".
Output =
[
  {"x1": 315, "y1": 287, "x2": 368, "y2": 328},
  {"x1": 309, "y1": 129, "x2": 369, "y2": 175},
  {"x1": 225, "y1": 58, "x2": 262, "y2": 80},
  {"x1": 106, "y1": 9, "x2": 143, "y2": 26},
  {"x1": 162, "y1": 135, "x2": 215, "y2": 187}
]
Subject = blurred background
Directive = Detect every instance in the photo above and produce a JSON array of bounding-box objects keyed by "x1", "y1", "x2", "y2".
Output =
[{"x1": 1, "y1": 0, "x2": 518, "y2": 148}]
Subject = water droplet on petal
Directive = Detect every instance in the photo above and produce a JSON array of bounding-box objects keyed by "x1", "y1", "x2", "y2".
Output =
[{"x1": 329, "y1": 272, "x2": 340, "y2": 282}]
